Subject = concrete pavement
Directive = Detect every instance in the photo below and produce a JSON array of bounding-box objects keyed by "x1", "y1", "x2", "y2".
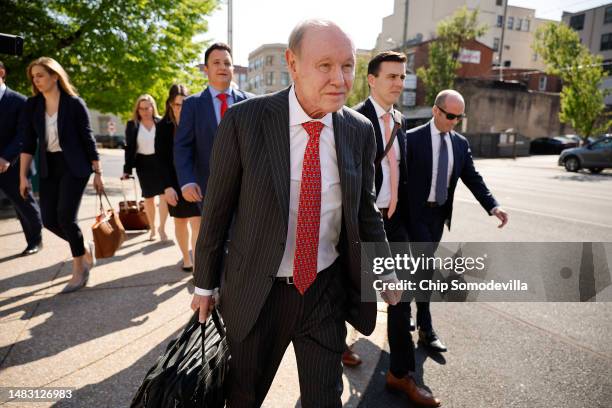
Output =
[{"x1": 1, "y1": 153, "x2": 611, "y2": 407}]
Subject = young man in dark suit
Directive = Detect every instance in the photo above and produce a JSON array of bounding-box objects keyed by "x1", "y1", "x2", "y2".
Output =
[
  {"x1": 353, "y1": 51, "x2": 441, "y2": 407},
  {"x1": 174, "y1": 43, "x2": 251, "y2": 208},
  {"x1": 404, "y1": 89, "x2": 509, "y2": 352},
  {"x1": 190, "y1": 20, "x2": 402, "y2": 407},
  {"x1": 0, "y1": 60, "x2": 42, "y2": 256}
]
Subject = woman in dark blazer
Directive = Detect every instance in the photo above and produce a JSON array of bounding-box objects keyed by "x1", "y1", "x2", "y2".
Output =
[
  {"x1": 155, "y1": 84, "x2": 201, "y2": 271},
  {"x1": 122, "y1": 94, "x2": 168, "y2": 241},
  {"x1": 19, "y1": 57, "x2": 104, "y2": 293}
]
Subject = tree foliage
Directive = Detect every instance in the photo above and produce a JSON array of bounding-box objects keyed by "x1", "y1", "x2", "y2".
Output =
[
  {"x1": 347, "y1": 53, "x2": 371, "y2": 108},
  {"x1": 0, "y1": 0, "x2": 217, "y2": 118},
  {"x1": 417, "y1": 6, "x2": 487, "y2": 105},
  {"x1": 533, "y1": 22, "x2": 611, "y2": 139}
]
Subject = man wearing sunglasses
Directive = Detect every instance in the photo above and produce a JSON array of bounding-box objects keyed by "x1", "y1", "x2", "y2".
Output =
[{"x1": 404, "y1": 89, "x2": 508, "y2": 354}]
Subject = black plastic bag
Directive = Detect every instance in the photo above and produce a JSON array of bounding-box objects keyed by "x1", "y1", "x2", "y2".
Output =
[{"x1": 130, "y1": 309, "x2": 228, "y2": 408}]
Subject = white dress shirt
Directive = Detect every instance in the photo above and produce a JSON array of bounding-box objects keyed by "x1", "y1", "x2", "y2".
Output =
[
  {"x1": 45, "y1": 112, "x2": 62, "y2": 152},
  {"x1": 427, "y1": 120, "x2": 454, "y2": 202},
  {"x1": 0, "y1": 83, "x2": 6, "y2": 102},
  {"x1": 194, "y1": 85, "x2": 342, "y2": 295},
  {"x1": 136, "y1": 123, "x2": 156, "y2": 155},
  {"x1": 369, "y1": 96, "x2": 400, "y2": 208}
]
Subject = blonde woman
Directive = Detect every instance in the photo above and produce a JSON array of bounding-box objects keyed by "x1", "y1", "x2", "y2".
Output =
[
  {"x1": 122, "y1": 94, "x2": 168, "y2": 241},
  {"x1": 19, "y1": 57, "x2": 103, "y2": 293}
]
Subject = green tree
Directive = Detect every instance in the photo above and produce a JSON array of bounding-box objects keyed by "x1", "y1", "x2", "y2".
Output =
[
  {"x1": 417, "y1": 6, "x2": 487, "y2": 105},
  {"x1": 347, "y1": 53, "x2": 371, "y2": 108},
  {"x1": 1, "y1": 0, "x2": 217, "y2": 118},
  {"x1": 533, "y1": 22, "x2": 611, "y2": 140}
]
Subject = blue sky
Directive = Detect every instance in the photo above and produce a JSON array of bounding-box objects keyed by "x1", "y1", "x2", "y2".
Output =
[{"x1": 201, "y1": 0, "x2": 611, "y2": 65}]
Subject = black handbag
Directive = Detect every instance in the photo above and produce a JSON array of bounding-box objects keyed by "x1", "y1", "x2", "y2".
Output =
[{"x1": 130, "y1": 309, "x2": 229, "y2": 408}]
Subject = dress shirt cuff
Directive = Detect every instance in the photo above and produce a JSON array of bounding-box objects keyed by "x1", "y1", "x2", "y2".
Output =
[
  {"x1": 379, "y1": 271, "x2": 398, "y2": 282},
  {"x1": 181, "y1": 182, "x2": 198, "y2": 191},
  {"x1": 489, "y1": 206, "x2": 500, "y2": 215},
  {"x1": 195, "y1": 287, "x2": 217, "y2": 296}
]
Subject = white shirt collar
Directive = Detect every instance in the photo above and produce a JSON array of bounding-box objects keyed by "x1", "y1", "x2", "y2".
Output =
[
  {"x1": 0, "y1": 83, "x2": 6, "y2": 101},
  {"x1": 368, "y1": 95, "x2": 393, "y2": 119},
  {"x1": 209, "y1": 85, "x2": 231, "y2": 98},
  {"x1": 430, "y1": 119, "x2": 446, "y2": 137},
  {"x1": 289, "y1": 85, "x2": 333, "y2": 128}
]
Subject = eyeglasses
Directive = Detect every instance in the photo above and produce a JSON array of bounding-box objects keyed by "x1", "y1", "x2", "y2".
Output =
[{"x1": 436, "y1": 105, "x2": 466, "y2": 121}]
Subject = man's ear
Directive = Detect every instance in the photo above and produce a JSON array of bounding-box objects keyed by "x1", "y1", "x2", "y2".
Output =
[
  {"x1": 285, "y1": 49, "x2": 297, "y2": 78},
  {"x1": 367, "y1": 74, "x2": 376, "y2": 89}
]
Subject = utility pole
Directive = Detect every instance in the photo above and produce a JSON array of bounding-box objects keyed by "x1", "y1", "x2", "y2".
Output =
[
  {"x1": 498, "y1": 0, "x2": 508, "y2": 81},
  {"x1": 402, "y1": 0, "x2": 409, "y2": 52},
  {"x1": 228, "y1": 0, "x2": 233, "y2": 50}
]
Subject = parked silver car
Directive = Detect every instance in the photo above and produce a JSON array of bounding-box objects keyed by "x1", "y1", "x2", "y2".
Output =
[{"x1": 558, "y1": 136, "x2": 612, "y2": 173}]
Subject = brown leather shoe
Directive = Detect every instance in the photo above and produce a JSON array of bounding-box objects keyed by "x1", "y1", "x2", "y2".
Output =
[
  {"x1": 341, "y1": 349, "x2": 362, "y2": 367},
  {"x1": 385, "y1": 372, "x2": 441, "y2": 406}
]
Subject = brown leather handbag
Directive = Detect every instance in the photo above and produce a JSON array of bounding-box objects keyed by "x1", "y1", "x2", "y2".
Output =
[
  {"x1": 119, "y1": 177, "x2": 150, "y2": 231},
  {"x1": 92, "y1": 191, "x2": 126, "y2": 258}
]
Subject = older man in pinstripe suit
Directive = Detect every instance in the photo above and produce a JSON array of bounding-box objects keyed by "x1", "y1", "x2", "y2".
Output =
[{"x1": 191, "y1": 19, "x2": 401, "y2": 407}]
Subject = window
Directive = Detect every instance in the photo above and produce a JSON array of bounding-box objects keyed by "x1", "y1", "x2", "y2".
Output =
[
  {"x1": 538, "y1": 76, "x2": 547, "y2": 91},
  {"x1": 569, "y1": 14, "x2": 585, "y2": 30},
  {"x1": 605, "y1": 6, "x2": 612, "y2": 24},
  {"x1": 507, "y1": 16, "x2": 514, "y2": 30},
  {"x1": 523, "y1": 19, "x2": 530, "y2": 31},
  {"x1": 265, "y1": 55, "x2": 274, "y2": 66},
  {"x1": 517, "y1": 18, "x2": 523, "y2": 31},
  {"x1": 281, "y1": 57, "x2": 287, "y2": 67},
  {"x1": 406, "y1": 53, "x2": 415, "y2": 72},
  {"x1": 493, "y1": 38, "x2": 500, "y2": 52},
  {"x1": 281, "y1": 72, "x2": 290, "y2": 86},
  {"x1": 503, "y1": 60, "x2": 511, "y2": 67},
  {"x1": 604, "y1": 59, "x2": 612, "y2": 75},
  {"x1": 601, "y1": 33, "x2": 612, "y2": 51},
  {"x1": 496, "y1": 0, "x2": 503, "y2": 6},
  {"x1": 497, "y1": 15, "x2": 503, "y2": 28},
  {"x1": 265, "y1": 72, "x2": 274, "y2": 86},
  {"x1": 592, "y1": 138, "x2": 612, "y2": 150}
]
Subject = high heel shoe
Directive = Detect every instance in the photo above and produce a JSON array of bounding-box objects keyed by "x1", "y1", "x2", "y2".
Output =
[
  {"x1": 87, "y1": 241, "x2": 97, "y2": 267},
  {"x1": 61, "y1": 268, "x2": 89, "y2": 294}
]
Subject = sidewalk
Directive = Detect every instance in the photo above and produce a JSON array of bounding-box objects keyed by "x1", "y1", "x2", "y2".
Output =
[
  {"x1": 0, "y1": 179, "x2": 389, "y2": 407},
  {"x1": 2, "y1": 178, "x2": 611, "y2": 407}
]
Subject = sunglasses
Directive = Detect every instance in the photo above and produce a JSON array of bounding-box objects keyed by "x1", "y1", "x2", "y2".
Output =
[{"x1": 436, "y1": 105, "x2": 466, "y2": 121}]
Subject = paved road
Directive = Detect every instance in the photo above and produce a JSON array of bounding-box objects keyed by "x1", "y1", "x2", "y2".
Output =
[{"x1": 0, "y1": 151, "x2": 610, "y2": 407}]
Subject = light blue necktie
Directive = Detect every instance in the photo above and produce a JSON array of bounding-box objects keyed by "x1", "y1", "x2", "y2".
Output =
[{"x1": 436, "y1": 132, "x2": 448, "y2": 205}]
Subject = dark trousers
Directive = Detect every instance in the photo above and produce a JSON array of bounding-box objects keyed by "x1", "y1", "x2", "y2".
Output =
[
  {"x1": 384, "y1": 209, "x2": 417, "y2": 377},
  {"x1": 39, "y1": 153, "x2": 89, "y2": 257},
  {"x1": 0, "y1": 163, "x2": 42, "y2": 247},
  {"x1": 226, "y1": 261, "x2": 346, "y2": 408},
  {"x1": 407, "y1": 205, "x2": 447, "y2": 332}
]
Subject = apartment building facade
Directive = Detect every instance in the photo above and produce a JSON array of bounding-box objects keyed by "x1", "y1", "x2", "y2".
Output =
[
  {"x1": 246, "y1": 43, "x2": 290, "y2": 95},
  {"x1": 375, "y1": 0, "x2": 551, "y2": 70}
]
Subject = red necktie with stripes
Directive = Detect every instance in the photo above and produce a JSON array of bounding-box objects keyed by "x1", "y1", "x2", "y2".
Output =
[
  {"x1": 293, "y1": 121, "x2": 324, "y2": 295},
  {"x1": 216, "y1": 93, "x2": 228, "y2": 119}
]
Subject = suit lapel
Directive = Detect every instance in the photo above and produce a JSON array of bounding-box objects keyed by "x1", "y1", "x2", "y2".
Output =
[
  {"x1": 0, "y1": 88, "x2": 10, "y2": 111},
  {"x1": 393, "y1": 109, "x2": 407, "y2": 174},
  {"x1": 423, "y1": 122, "x2": 434, "y2": 194},
  {"x1": 363, "y1": 99, "x2": 384, "y2": 158},
  {"x1": 57, "y1": 91, "x2": 68, "y2": 146},
  {"x1": 262, "y1": 88, "x2": 291, "y2": 228},
  {"x1": 333, "y1": 108, "x2": 359, "y2": 215},
  {"x1": 201, "y1": 87, "x2": 218, "y2": 131},
  {"x1": 449, "y1": 131, "x2": 461, "y2": 180}
]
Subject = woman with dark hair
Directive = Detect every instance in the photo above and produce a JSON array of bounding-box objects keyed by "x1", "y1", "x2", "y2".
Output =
[
  {"x1": 20, "y1": 57, "x2": 103, "y2": 293},
  {"x1": 122, "y1": 94, "x2": 168, "y2": 241},
  {"x1": 155, "y1": 84, "x2": 200, "y2": 271}
]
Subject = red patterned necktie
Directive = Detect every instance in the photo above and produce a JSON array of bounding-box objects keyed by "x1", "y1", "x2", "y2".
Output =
[
  {"x1": 216, "y1": 93, "x2": 228, "y2": 119},
  {"x1": 293, "y1": 121, "x2": 324, "y2": 295}
]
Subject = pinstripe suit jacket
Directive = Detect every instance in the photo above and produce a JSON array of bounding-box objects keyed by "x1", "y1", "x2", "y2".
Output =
[{"x1": 194, "y1": 87, "x2": 392, "y2": 342}]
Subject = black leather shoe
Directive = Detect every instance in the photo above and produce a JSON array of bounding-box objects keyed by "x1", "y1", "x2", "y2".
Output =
[
  {"x1": 21, "y1": 242, "x2": 42, "y2": 256},
  {"x1": 418, "y1": 329, "x2": 447, "y2": 352}
]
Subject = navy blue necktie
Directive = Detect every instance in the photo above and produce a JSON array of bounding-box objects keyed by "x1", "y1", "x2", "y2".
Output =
[{"x1": 436, "y1": 132, "x2": 448, "y2": 205}]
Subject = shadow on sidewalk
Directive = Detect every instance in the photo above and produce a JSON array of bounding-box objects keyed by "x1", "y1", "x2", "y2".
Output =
[
  {"x1": 0, "y1": 265, "x2": 188, "y2": 371},
  {"x1": 50, "y1": 325, "x2": 186, "y2": 407}
]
